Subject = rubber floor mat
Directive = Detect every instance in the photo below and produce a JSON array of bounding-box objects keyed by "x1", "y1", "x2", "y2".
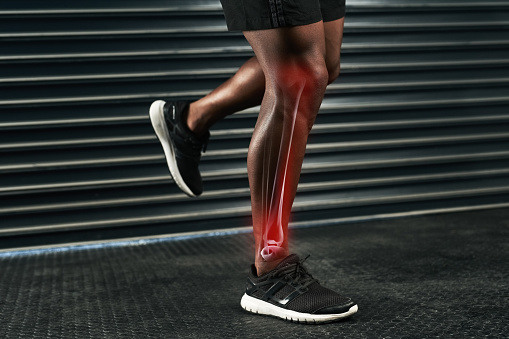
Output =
[{"x1": 0, "y1": 208, "x2": 508, "y2": 338}]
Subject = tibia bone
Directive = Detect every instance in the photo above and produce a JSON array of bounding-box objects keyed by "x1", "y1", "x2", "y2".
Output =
[{"x1": 260, "y1": 79, "x2": 306, "y2": 262}]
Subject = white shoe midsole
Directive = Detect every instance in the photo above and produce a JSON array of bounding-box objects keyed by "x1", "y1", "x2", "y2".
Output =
[{"x1": 240, "y1": 293, "x2": 358, "y2": 322}]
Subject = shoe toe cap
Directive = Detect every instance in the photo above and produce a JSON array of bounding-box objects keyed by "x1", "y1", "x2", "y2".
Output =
[
  {"x1": 176, "y1": 158, "x2": 203, "y2": 196},
  {"x1": 313, "y1": 299, "x2": 357, "y2": 315}
]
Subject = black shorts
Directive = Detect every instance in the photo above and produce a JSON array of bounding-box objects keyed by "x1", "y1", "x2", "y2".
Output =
[{"x1": 220, "y1": 0, "x2": 346, "y2": 31}]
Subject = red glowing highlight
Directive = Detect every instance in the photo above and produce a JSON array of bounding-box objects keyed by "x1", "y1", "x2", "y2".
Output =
[{"x1": 260, "y1": 68, "x2": 306, "y2": 261}]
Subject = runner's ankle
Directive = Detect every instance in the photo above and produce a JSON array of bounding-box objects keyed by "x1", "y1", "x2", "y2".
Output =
[
  {"x1": 187, "y1": 102, "x2": 209, "y2": 137},
  {"x1": 255, "y1": 253, "x2": 288, "y2": 276}
]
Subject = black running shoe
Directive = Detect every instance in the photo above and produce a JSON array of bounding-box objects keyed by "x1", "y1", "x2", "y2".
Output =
[
  {"x1": 240, "y1": 254, "x2": 358, "y2": 324},
  {"x1": 149, "y1": 100, "x2": 209, "y2": 197}
]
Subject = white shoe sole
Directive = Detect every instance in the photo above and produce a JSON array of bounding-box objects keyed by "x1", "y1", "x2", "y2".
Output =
[
  {"x1": 149, "y1": 100, "x2": 197, "y2": 197},
  {"x1": 240, "y1": 293, "x2": 358, "y2": 324}
]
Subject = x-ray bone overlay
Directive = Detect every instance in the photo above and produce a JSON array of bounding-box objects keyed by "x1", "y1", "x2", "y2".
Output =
[{"x1": 260, "y1": 79, "x2": 305, "y2": 262}]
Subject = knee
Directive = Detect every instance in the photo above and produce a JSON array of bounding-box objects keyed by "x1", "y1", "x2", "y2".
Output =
[
  {"x1": 266, "y1": 57, "x2": 328, "y2": 131},
  {"x1": 272, "y1": 59, "x2": 329, "y2": 99},
  {"x1": 301, "y1": 61, "x2": 329, "y2": 94}
]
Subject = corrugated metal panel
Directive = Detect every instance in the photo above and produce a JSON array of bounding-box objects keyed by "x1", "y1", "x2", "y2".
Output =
[{"x1": 1, "y1": 0, "x2": 509, "y2": 247}]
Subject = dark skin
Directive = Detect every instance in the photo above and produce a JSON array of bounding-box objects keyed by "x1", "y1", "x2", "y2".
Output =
[
  {"x1": 187, "y1": 19, "x2": 345, "y2": 276},
  {"x1": 187, "y1": 19, "x2": 345, "y2": 136}
]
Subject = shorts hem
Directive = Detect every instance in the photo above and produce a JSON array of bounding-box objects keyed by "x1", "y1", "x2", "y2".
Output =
[
  {"x1": 221, "y1": 0, "x2": 346, "y2": 32},
  {"x1": 226, "y1": 11, "x2": 323, "y2": 32}
]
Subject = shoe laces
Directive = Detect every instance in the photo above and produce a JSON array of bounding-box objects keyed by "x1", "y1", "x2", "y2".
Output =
[
  {"x1": 274, "y1": 255, "x2": 317, "y2": 290},
  {"x1": 186, "y1": 137, "x2": 207, "y2": 155},
  {"x1": 164, "y1": 103, "x2": 208, "y2": 155}
]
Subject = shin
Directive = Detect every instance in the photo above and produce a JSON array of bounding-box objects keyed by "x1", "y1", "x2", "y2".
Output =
[
  {"x1": 244, "y1": 23, "x2": 329, "y2": 275},
  {"x1": 260, "y1": 79, "x2": 305, "y2": 262}
]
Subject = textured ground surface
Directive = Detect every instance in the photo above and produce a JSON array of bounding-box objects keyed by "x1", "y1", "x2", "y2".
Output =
[{"x1": 0, "y1": 208, "x2": 508, "y2": 338}]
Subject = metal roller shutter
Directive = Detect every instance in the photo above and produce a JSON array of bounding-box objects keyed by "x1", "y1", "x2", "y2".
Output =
[{"x1": 1, "y1": 0, "x2": 509, "y2": 248}]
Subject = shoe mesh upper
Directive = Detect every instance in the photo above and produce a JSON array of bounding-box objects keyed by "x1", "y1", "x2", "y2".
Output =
[
  {"x1": 283, "y1": 282, "x2": 351, "y2": 313},
  {"x1": 161, "y1": 101, "x2": 209, "y2": 196},
  {"x1": 248, "y1": 254, "x2": 352, "y2": 314}
]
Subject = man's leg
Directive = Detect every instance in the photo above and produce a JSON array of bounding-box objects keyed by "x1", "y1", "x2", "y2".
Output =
[
  {"x1": 242, "y1": 22, "x2": 329, "y2": 276},
  {"x1": 324, "y1": 18, "x2": 345, "y2": 84},
  {"x1": 186, "y1": 18, "x2": 345, "y2": 137},
  {"x1": 239, "y1": 20, "x2": 357, "y2": 324},
  {"x1": 150, "y1": 18, "x2": 345, "y2": 197},
  {"x1": 187, "y1": 57, "x2": 265, "y2": 137}
]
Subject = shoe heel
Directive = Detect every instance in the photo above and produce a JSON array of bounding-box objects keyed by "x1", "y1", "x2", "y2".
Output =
[{"x1": 149, "y1": 100, "x2": 168, "y2": 141}]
